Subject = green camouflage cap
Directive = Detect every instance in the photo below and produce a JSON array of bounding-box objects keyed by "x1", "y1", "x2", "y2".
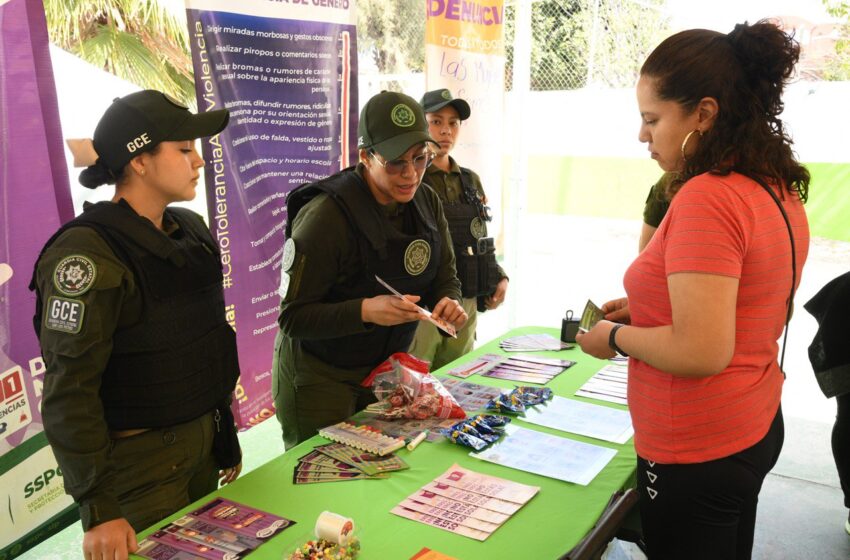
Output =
[
  {"x1": 420, "y1": 88, "x2": 471, "y2": 120},
  {"x1": 357, "y1": 91, "x2": 438, "y2": 161}
]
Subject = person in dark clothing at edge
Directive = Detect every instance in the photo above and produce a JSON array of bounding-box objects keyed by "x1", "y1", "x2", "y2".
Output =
[
  {"x1": 272, "y1": 91, "x2": 468, "y2": 450},
  {"x1": 408, "y1": 89, "x2": 509, "y2": 370},
  {"x1": 31, "y1": 90, "x2": 242, "y2": 560},
  {"x1": 805, "y1": 271, "x2": 850, "y2": 536}
]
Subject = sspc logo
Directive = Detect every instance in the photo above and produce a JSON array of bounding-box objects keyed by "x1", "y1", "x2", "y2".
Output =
[{"x1": 24, "y1": 468, "x2": 64, "y2": 498}]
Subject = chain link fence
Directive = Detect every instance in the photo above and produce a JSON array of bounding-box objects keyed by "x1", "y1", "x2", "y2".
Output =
[{"x1": 504, "y1": 0, "x2": 669, "y2": 91}]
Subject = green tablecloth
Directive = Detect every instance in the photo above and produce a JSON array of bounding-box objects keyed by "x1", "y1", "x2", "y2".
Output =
[{"x1": 136, "y1": 326, "x2": 636, "y2": 560}]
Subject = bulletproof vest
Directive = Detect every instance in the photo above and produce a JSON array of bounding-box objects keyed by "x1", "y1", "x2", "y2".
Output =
[
  {"x1": 439, "y1": 168, "x2": 499, "y2": 299},
  {"x1": 31, "y1": 202, "x2": 239, "y2": 430},
  {"x1": 286, "y1": 167, "x2": 441, "y2": 369}
]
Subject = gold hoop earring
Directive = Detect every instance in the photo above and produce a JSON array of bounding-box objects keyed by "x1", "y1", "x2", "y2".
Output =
[{"x1": 681, "y1": 129, "x2": 703, "y2": 162}]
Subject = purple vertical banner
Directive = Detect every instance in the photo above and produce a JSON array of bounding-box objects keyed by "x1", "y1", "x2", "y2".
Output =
[
  {"x1": 0, "y1": 0, "x2": 78, "y2": 557},
  {"x1": 184, "y1": 1, "x2": 359, "y2": 429}
]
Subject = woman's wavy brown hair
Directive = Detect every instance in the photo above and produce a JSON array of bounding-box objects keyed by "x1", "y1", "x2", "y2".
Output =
[{"x1": 641, "y1": 20, "x2": 809, "y2": 202}]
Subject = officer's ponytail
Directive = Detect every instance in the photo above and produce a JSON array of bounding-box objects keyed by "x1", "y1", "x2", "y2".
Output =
[{"x1": 79, "y1": 158, "x2": 123, "y2": 189}]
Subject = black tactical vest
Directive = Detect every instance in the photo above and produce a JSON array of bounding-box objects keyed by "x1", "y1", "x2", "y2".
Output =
[
  {"x1": 31, "y1": 202, "x2": 239, "y2": 430},
  {"x1": 285, "y1": 167, "x2": 441, "y2": 369},
  {"x1": 440, "y1": 168, "x2": 499, "y2": 299}
]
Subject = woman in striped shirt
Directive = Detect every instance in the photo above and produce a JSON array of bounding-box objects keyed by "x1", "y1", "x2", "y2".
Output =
[{"x1": 577, "y1": 21, "x2": 810, "y2": 559}]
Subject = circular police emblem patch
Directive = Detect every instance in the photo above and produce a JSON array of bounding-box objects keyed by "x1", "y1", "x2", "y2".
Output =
[
  {"x1": 391, "y1": 104, "x2": 416, "y2": 127},
  {"x1": 281, "y1": 238, "x2": 296, "y2": 272},
  {"x1": 441, "y1": 90, "x2": 452, "y2": 100},
  {"x1": 470, "y1": 217, "x2": 486, "y2": 239},
  {"x1": 279, "y1": 271, "x2": 291, "y2": 299},
  {"x1": 404, "y1": 240, "x2": 431, "y2": 276},
  {"x1": 53, "y1": 255, "x2": 96, "y2": 297}
]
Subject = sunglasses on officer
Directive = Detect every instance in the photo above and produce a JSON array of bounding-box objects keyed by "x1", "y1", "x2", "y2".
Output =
[{"x1": 370, "y1": 150, "x2": 435, "y2": 175}]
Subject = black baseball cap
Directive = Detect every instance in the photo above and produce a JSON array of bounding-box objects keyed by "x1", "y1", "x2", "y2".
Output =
[
  {"x1": 93, "y1": 90, "x2": 229, "y2": 174},
  {"x1": 357, "y1": 91, "x2": 438, "y2": 161},
  {"x1": 420, "y1": 89, "x2": 471, "y2": 120}
]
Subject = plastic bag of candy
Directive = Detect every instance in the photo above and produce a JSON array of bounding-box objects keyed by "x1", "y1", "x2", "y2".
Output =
[{"x1": 361, "y1": 353, "x2": 466, "y2": 420}]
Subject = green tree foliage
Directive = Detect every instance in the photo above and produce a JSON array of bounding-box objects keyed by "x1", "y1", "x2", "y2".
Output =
[
  {"x1": 43, "y1": 0, "x2": 195, "y2": 105},
  {"x1": 505, "y1": 0, "x2": 669, "y2": 91},
  {"x1": 357, "y1": 0, "x2": 425, "y2": 73},
  {"x1": 823, "y1": 0, "x2": 850, "y2": 80}
]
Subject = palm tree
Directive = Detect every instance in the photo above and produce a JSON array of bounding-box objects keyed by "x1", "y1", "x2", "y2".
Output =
[{"x1": 42, "y1": 0, "x2": 195, "y2": 105}]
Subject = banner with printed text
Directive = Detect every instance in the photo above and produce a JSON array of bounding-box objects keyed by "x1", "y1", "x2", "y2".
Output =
[
  {"x1": 425, "y1": 0, "x2": 506, "y2": 241},
  {"x1": 0, "y1": 1, "x2": 78, "y2": 558},
  {"x1": 184, "y1": 0, "x2": 359, "y2": 429}
]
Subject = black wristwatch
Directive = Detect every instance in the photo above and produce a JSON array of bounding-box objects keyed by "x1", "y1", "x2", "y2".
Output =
[{"x1": 609, "y1": 323, "x2": 629, "y2": 357}]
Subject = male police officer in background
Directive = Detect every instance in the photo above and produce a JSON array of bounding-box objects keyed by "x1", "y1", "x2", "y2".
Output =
[
  {"x1": 273, "y1": 91, "x2": 467, "y2": 449},
  {"x1": 408, "y1": 89, "x2": 508, "y2": 370}
]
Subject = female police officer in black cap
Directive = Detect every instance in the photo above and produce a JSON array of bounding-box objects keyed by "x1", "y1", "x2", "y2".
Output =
[
  {"x1": 273, "y1": 91, "x2": 467, "y2": 449},
  {"x1": 31, "y1": 90, "x2": 242, "y2": 560}
]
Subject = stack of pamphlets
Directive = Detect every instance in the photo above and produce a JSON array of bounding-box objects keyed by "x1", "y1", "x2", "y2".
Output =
[
  {"x1": 293, "y1": 442, "x2": 408, "y2": 484},
  {"x1": 575, "y1": 363, "x2": 628, "y2": 405},
  {"x1": 136, "y1": 498, "x2": 295, "y2": 559},
  {"x1": 446, "y1": 353, "x2": 574, "y2": 385},
  {"x1": 499, "y1": 333, "x2": 572, "y2": 352},
  {"x1": 391, "y1": 464, "x2": 539, "y2": 541}
]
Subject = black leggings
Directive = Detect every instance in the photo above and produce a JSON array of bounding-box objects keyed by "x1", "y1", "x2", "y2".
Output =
[
  {"x1": 636, "y1": 408, "x2": 784, "y2": 560},
  {"x1": 834, "y1": 393, "x2": 850, "y2": 508}
]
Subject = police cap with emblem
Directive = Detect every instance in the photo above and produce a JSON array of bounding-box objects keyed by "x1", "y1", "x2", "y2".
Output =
[
  {"x1": 78, "y1": 90, "x2": 229, "y2": 186},
  {"x1": 357, "y1": 91, "x2": 438, "y2": 161},
  {"x1": 420, "y1": 89, "x2": 471, "y2": 121}
]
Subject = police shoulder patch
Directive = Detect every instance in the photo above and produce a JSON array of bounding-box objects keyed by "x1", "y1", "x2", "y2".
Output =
[
  {"x1": 281, "y1": 238, "x2": 297, "y2": 272},
  {"x1": 53, "y1": 255, "x2": 97, "y2": 296},
  {"x1": 44, "y1": 296, "x2": 86, "y2": 334}
]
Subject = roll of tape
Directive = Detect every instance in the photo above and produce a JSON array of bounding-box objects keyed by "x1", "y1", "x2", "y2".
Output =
[{"x1": 314, "y1": 511, "x2": 355, "y2": 545}]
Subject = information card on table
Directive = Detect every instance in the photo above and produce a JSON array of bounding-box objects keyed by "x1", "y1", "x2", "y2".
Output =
[{"x1": 471, "y1": 425, "x2": 617, "y2": 486}]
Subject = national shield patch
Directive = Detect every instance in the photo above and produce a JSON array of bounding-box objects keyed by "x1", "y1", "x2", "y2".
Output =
[
  {"x1": 470, "y1": 217, "x2": 486, "y2": 239},
  {"x1": 391, "y1": 104, "x2": 416, "y2": 127},
  {"x1": 404, "y1": 240, "x2": 431, "y2": 276},
  {"x1": 53, "y1": 255, "x2": 97, "y2": 296}
]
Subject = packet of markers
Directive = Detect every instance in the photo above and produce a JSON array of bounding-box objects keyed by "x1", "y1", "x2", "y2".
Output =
[{"x1": 294, "y1": 423, "x2": 410, "y2": 484}]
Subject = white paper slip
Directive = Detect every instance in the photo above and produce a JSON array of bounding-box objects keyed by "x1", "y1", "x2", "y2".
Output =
[
  {"x1": 471, "y1": 425, "x2": 617, "y2": 486},
  {"x1": 375, "y1": 275, "x2": 457, "y2": 338},
  {"x1": 575, "y1": 389, "x2": 628, "y2": 406},
  {"x1": 522, "y1": 396, "x2": 633, "y2": 444}
]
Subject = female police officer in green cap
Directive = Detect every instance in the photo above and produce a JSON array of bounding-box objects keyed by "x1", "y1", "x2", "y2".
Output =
[
  {"x1": 273, "y1": 90, "x2": 468, "y2": 449},
  {"x1": 31, "y1": 90, "x2": 242, "y2": 560}
]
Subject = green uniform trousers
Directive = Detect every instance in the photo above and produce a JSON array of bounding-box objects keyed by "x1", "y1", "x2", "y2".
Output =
[
  {"x1": 408, "y1": 296, "x2": 478, "y2": 371},
  {"x1": 272, "y1": 331, "x2": 378, "y2": 450},
  {"x1": 109, "y1": 411, "x2": 218, "y2": 531}
]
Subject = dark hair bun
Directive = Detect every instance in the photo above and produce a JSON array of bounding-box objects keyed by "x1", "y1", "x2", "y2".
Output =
[
  {"x1": 727, "y1": 21, "x2": 800, "y2": 116},
  {"x1": 78, "y1": 159, "x2": 116, "y2": 189}
]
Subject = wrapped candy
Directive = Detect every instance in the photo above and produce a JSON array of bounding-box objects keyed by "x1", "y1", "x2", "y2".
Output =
[
  {"x1": 288, "y1": 537, "x2": 360, "y2": 560},
  {"x1": 486, "y1": 392, "x2": 527, "y2": 415},
  {"x1": 514, "y1": 386, "x2": 553, "y2": 406},
  {"x1": 442, "y1": 427, "x2": 489, "y2": 451},
  {"x1": 361, "y1": 353, "x2": 466, "y2": 420}
]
